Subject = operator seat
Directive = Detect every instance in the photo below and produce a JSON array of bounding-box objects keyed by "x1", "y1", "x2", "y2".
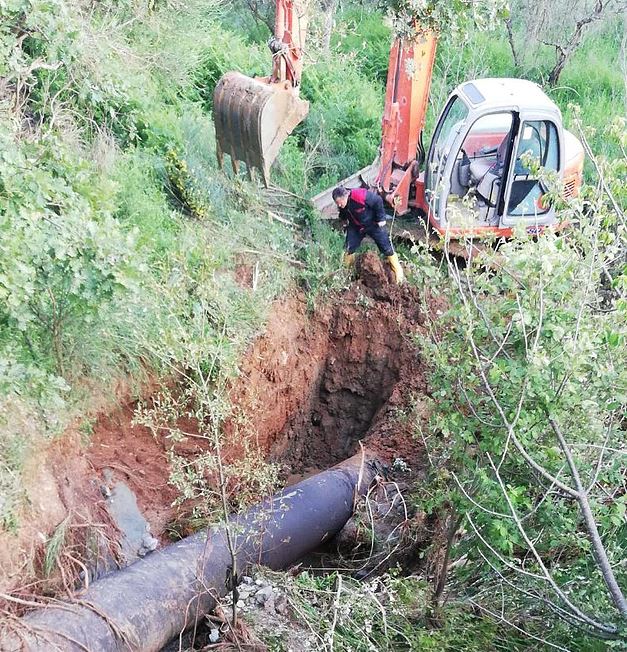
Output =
[
  {"x1": 508, "y1": 135, "x2": 544, "y2": 213},
  {"x1": 471, "y1": 137, "x2": 508, "y2": 207}
]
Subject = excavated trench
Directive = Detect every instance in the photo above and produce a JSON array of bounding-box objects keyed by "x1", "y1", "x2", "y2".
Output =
[
  {"x1": 0, "y1": 252, "x2": 443, "y2": 650},
  {"x1": 229, "y1": 251, "x2": 431, "y2": 479},
  {"x1": 267, "y1": 308, "x2": 405, "y2": 473},
  {"x1": 82, "y1": 252, "x2": 436, "y2": 559}
]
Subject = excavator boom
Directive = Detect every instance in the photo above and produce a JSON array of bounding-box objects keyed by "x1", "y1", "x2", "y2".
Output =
[{"x1": 312, "y1": 30, "x2": 437, "y2": 216}]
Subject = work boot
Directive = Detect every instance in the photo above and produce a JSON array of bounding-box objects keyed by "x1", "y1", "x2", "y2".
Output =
[
  {"x1": 343, "y1": 252, "x2": 356, "y2": 267},
  {"x1": 386, "y1": 253, "x2": 405, "y2": 284}
]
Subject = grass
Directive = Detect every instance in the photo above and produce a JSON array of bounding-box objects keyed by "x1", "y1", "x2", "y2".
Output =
[
  {"x1": 249, "y1": 568, "x2": 530, "y2": 651},
  {"x1": 0, "y1": 0, "x2": 307, "y2": 531}
]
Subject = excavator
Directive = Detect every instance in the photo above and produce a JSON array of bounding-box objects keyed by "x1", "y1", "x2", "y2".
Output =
[{"x1": 213, "y1": 0, "x2": 584, "y2": 242}]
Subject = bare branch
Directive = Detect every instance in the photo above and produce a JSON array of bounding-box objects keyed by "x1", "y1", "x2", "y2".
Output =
[
  {"x1": 466, "y1": 514, "x2": 545, "y2": 581},
  {"x1": 452, "y1": 472, "x2": 513, "y2": 520},
  {"x1": 487, "y1": 452, "x2": 619, "y2": 634},
  {"x1": 467, "y1": 598, "x2": 572, "y2": 651},
  {"x1": 547, "y1": 416, "x2": 627, "y2": 618}
]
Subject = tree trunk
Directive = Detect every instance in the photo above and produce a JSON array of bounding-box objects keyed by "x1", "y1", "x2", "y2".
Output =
[{"x1": 321, "y1": 0, "x2": 338, "y2": 54}]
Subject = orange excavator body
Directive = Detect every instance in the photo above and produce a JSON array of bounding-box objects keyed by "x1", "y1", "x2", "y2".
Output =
[
  {"x1": 310, "y1": 30, "x2": 438, "y2": 218},
  {"x1": 213, "y1": 4, "x2": 584, "y2": 239},
  {"x1": 313, "y1": 42, "x2": 584, "y2": 241},
  {"x1": 376, "y1": 32, "x2": 438, "y2": 215}
]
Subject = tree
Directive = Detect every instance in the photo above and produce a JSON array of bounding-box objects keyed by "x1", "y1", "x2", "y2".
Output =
[{"x1": 505, "y1": 0, "x2": 626, "y2": 85}]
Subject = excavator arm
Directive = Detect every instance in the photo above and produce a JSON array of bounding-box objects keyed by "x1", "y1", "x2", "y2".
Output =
[
  {"x1": 377, "y1": 31, "x2": 437, "y2": 214},
  {"x1": 214, "y1": 2, "x2": 437, "y2": 208},
  {"x1": 312, "y1": 29, "x2": 437, "y2": 216},
  {"x1": 213, "y1": 0, "x2": 309, "y2": 185}
]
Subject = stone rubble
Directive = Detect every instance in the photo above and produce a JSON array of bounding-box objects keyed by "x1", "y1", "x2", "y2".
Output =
[{"x1": 222, "y1": 572, "x2": 288, "y2": 617}]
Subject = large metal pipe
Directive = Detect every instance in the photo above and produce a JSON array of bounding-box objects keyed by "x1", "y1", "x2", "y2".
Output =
[{"x1": 3, "y1": 452, "x2": 377, "y2": 652}]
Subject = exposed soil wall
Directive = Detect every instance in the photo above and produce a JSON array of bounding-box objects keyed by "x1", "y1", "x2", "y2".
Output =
[{"x1": 231, "y1": 252, "x2": 431, "y2": 475}]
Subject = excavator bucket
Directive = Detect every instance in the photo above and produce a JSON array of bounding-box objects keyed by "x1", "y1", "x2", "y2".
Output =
[{"x1": 213, "y1": 71, "x2": 309, "y2": 186}]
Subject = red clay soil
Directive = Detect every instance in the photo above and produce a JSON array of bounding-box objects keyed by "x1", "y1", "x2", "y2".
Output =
[
  {"x1": 0, "y1": 430, "x2": 114, "y2": 596},
  {"x1": 87, "y1": 251, "x2": 435, "y2": 536},
  {"x1": 230, "y1": 251, "x2": 432, "y2": 475},
  {"x1": 0, "y1": 251, "x2": 438, "y2": 595}
]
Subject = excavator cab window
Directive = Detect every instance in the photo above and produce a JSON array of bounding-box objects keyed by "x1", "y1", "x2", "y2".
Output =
[
  {"x1": 425, "y1": 95, "x2": 469, "y2": 216},
  {"x1": 506, "y1": 120, "x2": 559, "y2": 217}
]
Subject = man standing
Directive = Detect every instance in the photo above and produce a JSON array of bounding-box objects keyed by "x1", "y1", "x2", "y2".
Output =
[{"x1": 332, "y1": 186, "x2": 404, "y2": 284}]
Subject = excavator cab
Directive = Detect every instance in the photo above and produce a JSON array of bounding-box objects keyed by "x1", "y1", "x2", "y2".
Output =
[
  {"x1": 423, "y1": 78, "x2": 584, "y2": 237},
  {"x1": 213, "y1": 0, "x2": 308, "y2": 185}
]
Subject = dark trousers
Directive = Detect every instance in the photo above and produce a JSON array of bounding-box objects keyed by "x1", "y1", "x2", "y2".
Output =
[{"x1": 345, "y1": 224, "x2": 394, "y2": 257}]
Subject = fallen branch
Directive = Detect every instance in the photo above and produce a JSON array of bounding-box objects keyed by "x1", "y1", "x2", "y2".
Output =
[{"x1": 266, "y1": 210, "x2": 298, "y2": 228}]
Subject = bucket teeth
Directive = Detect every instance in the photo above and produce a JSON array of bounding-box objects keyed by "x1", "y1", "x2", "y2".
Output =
[{"x1": 213, "y1": 72, "x2": 309, "y2": 186}]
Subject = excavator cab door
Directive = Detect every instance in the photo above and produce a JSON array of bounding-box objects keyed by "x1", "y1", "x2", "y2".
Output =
[
  {"x1": 499, "y1": 118, "x2": 561, "y2": 231},
  {"x1": 424, "y1": 94, "x2": 470, "y2": 225},
  {"x1": 441, "y1": 110, "x2": 517, "y2": 229}
]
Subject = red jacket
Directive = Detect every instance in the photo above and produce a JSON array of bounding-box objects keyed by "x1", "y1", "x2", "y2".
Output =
[{"x1": 339, "y1": 188, "x2": 387, "y2": 231}]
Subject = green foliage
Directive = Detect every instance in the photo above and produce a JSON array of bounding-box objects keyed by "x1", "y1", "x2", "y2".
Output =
[
  {"x1": 296, "y1": 201, "x2": 350, "y2": 307},
  {"x1": 43, "y1": 516, "x2": 70, "y2": 577},
  {"x1": 111, "y1": 149, "x2": 181, "y2": 258},
  {"x1": 383, "y1": 0, "x2": 510, "y2": 38},
  {"x1": 418, "y1": 121, "x2": 627, "y2": 646},
  {"x1": 282, "y1": 53, "x2": 383, "y2": 193},
  {"x1": 192, "y1": 22, "x2": 267, "y2": 110},
  {"x1": 333, "y1": 9, "x2": 393, "y2": 84},
  {"x1": 0, "y1": 124, "x2": 138, "y2": 376}
]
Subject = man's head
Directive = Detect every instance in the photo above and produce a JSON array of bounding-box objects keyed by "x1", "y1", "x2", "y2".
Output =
[{"x1": 332, "y1": 186, "x2": 350, "y2": 209}]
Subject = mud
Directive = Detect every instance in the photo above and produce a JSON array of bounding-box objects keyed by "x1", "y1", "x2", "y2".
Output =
[{"x1": 0, "y1": 251, "x2": 438, "y2": 597}]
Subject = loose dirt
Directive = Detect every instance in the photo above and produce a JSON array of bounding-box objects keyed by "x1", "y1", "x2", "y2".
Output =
[
  {"x1": 231, "y1": 251, "x2": 431, "y2": 476},
  {"x1": 0, "y1": 251, "x2": 439, "y2": 597}
]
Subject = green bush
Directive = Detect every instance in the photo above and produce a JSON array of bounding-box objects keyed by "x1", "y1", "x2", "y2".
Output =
[
  {"x1": 333, "y1": 9, "x2": 393, "y2": 85},
  {"x1": 0, "y1": 124, "x2": 138, "y2": 376},
  {"x1": 192, "y1": 23, "x2": 267, "y2": 110},
  {"x1": 289, "y1": 53, "x2": 383, "y2": 193}
]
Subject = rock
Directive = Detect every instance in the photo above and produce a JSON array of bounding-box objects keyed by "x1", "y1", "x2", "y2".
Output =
[
  {"x1": 209, "y1": 628, "x2": 220, "y2": 644},
  {"x1": 263, "y1": 595, "x2": 275, "y2": 613},
  {"x1": 255, "y1": 578, "x2": 266, "y2": 587},
  {"x1": 140, "y1": 534, "x2": 159, "y2": 553},
  {"x1": 255, "y1": 585, "x2": 273, "y2": 605},
  {"x1": 275, "y1": 594, "x2": 289, "y2": 615},
  {"x1": 242, "y1": 575, "x2": 253, "y2": 585},
  {"x1": 236, "y1": 600, "x2": 245, "y2": 609},
  {"x1": 138, "y1": 535, "x2": 159, "y2": 557}
]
